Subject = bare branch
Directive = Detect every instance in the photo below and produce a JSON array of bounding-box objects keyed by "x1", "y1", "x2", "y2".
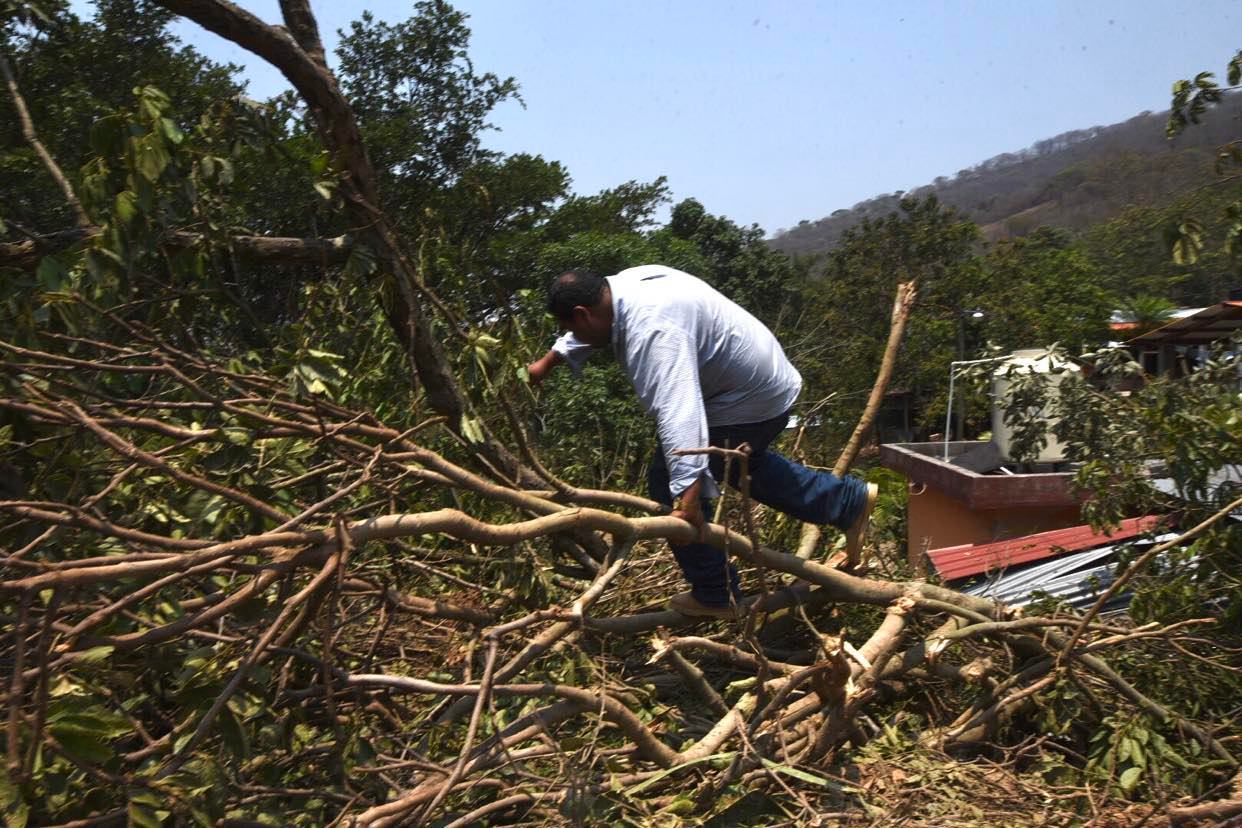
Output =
[
  {"x1": 0, "y1": 46, "x2": 91, "y2": 228},
  {"x1": 0, "y1": 227, "x2": 352, "y2": 271}
]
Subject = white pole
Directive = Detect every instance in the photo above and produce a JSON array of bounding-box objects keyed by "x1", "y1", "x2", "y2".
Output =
[
  {"x1": 943, "y1": 355, "x2": 1013, "y2": 462},
  {"x1": 943, "y1": 367, "x2": 955, "y2": 461}
]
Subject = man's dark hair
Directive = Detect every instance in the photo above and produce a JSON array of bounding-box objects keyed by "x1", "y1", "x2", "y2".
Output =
[{"x1": 547, "y1": 270, "x2": 605, "y2": 318}]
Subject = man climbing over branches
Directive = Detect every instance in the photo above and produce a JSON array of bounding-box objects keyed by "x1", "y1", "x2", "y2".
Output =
[{"x1": 527, "y1": 265, "x2": 878, "y2": 617}]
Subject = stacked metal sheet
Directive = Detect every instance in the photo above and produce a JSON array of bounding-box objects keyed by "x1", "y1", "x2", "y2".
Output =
[{"x1": 959, "y1": 532, "x2": 1181, "y2": 611}]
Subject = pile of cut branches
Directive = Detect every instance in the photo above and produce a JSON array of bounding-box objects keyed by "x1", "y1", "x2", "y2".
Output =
[
  {"x1": 1, "y1": 1, "x2": 1238, "y2": 823},
  {"x1": 2, "y1": 309, "x2": 1238, "y2": 826}
]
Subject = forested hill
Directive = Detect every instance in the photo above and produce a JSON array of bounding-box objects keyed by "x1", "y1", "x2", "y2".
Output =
[{"x1": 770, "y1": 103, "x2": 1238, "y2": 256}]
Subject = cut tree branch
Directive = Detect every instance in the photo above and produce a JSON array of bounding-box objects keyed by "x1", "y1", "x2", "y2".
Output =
[{"x1": 797, "y1": 280, "x2": 918, "y2": 561}]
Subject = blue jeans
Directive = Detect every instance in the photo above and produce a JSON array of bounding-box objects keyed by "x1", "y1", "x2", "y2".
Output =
[{"x1": 648, "y1": 410, "x2": 868, "y2": 607}]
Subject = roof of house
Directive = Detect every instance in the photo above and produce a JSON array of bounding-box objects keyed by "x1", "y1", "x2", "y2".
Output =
[
  {"x1": 1109, "y1": 306, "x2": 1205, "y2": 332},
  {"x1": 1127, "y1": 301, "x2": 1242, "y2": 345},
  {"x1": 928, "y1": 515, "x2": 1166, "y2": 580},
  {"x1": 960, "y1": 531, "x2": 1181, "y2": 611}
]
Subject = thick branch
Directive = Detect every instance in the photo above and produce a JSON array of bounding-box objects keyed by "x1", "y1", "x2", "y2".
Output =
[
  {"x1": 0, "y1": 227, "x2": 352, "y2": 271},
  {"x1": 278, "y1": 0, "x2": 329, "y2": 70},
  {"x1": 834, "y1": 280, "x2": 918, "y2": 477}
]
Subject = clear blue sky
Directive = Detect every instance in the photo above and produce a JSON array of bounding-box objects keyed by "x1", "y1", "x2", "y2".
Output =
[{"x1": 78, "y1": 1, "x2": 1242, "y2": 235}]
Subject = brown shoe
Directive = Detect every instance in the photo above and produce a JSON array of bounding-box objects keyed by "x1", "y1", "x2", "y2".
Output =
[
  {"x1": 668, "y1": 591, "x2": 743, "y2": 619},
  {"x1": 844, "y1": 482, "x2": 879, "y2": 564}
]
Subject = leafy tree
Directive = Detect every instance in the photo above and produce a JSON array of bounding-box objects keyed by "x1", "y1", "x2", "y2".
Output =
[
  {"x1": 660, "y1": 197, "x2": 796, "y2": 325},
  {"x1": 980, "y1": 227, "x2": 1111, "y2": 351},
  {"x1": 1082, "y1": 187, "x2": 1242, "y2": 307},
  {"x1": 0, "y1": 0, "x2": 242, "y2": 236},
  {"x1": 1164, "y1": 50, "x2": 1242, "y2": 273},
  {"x1": 797, "y1": 195, "x2": 980, "y2": 440},
  {"x1": 335, "y1": 3, "x2": 518, "y2": 219},
  {"x1": 1116, "y1": 294, "x2": 1178, "y2": 336},
  {"x1": 542, "y1": 177, "x2": 672, "y2": 242},
  {"x1": 1003, "y1": 339, "x2": 1242, "y2": 628}
]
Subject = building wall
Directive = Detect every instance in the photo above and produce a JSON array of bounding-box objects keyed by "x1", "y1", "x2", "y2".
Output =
[{"x1": 906, "y1": 484, "x2": 1082, "y2": 568}]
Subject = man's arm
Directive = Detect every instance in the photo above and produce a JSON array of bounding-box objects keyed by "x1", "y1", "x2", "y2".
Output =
[
  {"x1": 526, "y1": 349, "x2": 564, "y2": 386},
  {"x1": 529, "y1": 332, "x2": 595, "y2": 385}
]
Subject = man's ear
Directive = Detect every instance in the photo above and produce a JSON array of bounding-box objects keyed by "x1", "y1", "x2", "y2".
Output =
[{"x1": 571, "y1": 305, "x2": 590, "y2": 326}]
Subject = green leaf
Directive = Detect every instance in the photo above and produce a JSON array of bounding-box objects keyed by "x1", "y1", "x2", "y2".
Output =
[
  {"x1": 760, "y1": 758, "x2": 835, "y2": 787},
  {"x1": 173, "y1": 730, "x2": 194, "y2": 755},
  {"x1": 76, "y1": 645, "x2": 116, "y2": 665},
  {"x1": 663, "y1": 795, "x2": 696, "y2": 815},
  {"x1": 51, "y1": 726, "x2": 113, "y2": 763},
  {"x1": 128, "y1": 799, "x2": 164, "y2": 828},
  {"x1": 219, "y1": 706, "x2": 250, "y2": 759},
  {"x1": 134, "y1": 136, "x2": 170, "y2": 182},
  {"x1": 222, "y1": 427, "x2": 250, "y2": 446},
  {"x1": 47, "y1": 710, "x2": 131, "y2": 739},
  {"x1": 159, "y1": 116, "x2": 184, "y2": 145},
  {"x1": 36, "y1": 256, "x2": 68, "y2": 292},
  {"x1": 1167, "y1": 217, "x2": 1204, "y2": 265},
  {"x1": 1118, "y1": 766, "x2": 1143, "y2": 792},
  {"x1": 114, "y1": 191, "x2": 138, "y2": 226},
  {"x1": 0, "y1": 772, "x2": 29, "y2": 828},
  {"x1": 313, "y1": 180, "x2": 336, "y2": 201},
  {"x1": 1225, "y1": 213, "x2": 1242, "y2": 258},
  {"x1": 459, "y1": 415, "x2": 484, "y2": 444},
  {"x1": 135, "y1": 85, "x2": 171, "y2": 121},
  {"x1": 625, "y1": 752, "x2": 737, "y2": 795}
]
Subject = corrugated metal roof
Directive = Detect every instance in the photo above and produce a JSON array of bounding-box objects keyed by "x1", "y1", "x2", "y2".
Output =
[
  {"x1": 960, "y1": 532, "x2": 1181, "y2": 610},
  {"x1": 928, "y1": 516, "x2": 1165, "y2": 580},
  {"x1": 1127, "y1": 301, "x2": 1242, "y2": 345}
]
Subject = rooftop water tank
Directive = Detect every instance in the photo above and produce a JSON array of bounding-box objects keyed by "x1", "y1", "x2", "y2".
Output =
[{"x1": 991, "y1": 349, "x2": 1081, "y2": 464}]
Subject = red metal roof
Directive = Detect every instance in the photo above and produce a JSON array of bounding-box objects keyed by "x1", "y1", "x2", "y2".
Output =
[{"x1": 928, "y1": 516, "x2": 1166, "y2": 581}]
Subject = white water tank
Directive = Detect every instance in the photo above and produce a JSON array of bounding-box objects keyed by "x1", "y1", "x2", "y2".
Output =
[{"x1": 991, "y1": 350, "x2": 1081, "y2": 464}]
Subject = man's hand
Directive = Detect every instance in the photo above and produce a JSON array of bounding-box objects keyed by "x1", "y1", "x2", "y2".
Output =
[
  {"x1": 671, "y1": 477, "x2": 708, "y2": 542},
  {"x1": 525, "y1": 349, "x2": 564, "y2": 386}
]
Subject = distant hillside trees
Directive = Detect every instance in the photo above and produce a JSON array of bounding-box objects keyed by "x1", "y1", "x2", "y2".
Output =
[{"x1": 771, "y1": 104, "x2": 1241, "y2": 264}]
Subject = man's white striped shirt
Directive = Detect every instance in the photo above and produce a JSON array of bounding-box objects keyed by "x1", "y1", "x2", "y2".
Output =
[{"x1": 552, "y1": 265, "x2": 801, "y2": 499}]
